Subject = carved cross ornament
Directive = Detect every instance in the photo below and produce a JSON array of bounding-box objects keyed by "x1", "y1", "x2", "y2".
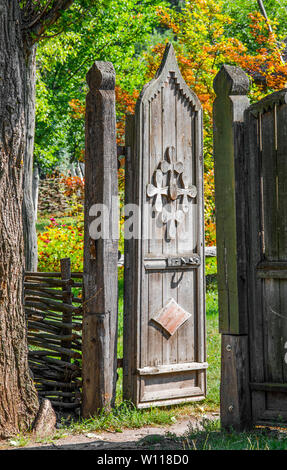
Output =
[{"x1": 147, "y1": 146, "x2": 197, "y2": 239}]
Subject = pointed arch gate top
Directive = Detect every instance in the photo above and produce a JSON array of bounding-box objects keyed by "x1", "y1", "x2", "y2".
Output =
[{"x1": 123, "y1": 43, "x2": 207, "y2": 408}]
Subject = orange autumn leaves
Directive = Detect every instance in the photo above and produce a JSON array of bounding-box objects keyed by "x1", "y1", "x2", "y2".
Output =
[
  {"x1": 69, "y1": 98, "x2": 85, "y2": 119},
  {"x1": 115, "y1": 86, "x2": 139, "y2": 145},
  {"x1": 69, "y1": 87, "x2": 140, "y2": 146},
  {"x1": 153, "y1": 3, "x2": 287, "y2": 115},
  {"x1": 68, "y1": 3, "x2": 287, "y2": 144},
  {"x1": 224, "y1": 12, "x2": 287, "y2": 93},
  {"x1": 60, "y1": 175, "x2": 85, "y2": 204},
  {"x1": 67, "y1": 1, "x2": 287, "y2": 247},
  {"x1": 144, "y1": 1, "x2": 287, "y2": 244}
]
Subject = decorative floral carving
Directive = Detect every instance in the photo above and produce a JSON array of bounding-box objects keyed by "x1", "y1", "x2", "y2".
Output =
[
  {"x1": 147, "y1": 146, "x2": 197, "y2": 239},
  {"x1": 161, "y1": 204, "x2": 184, "y2": 240},
  {"x1": 178, "y1": 173, "x2": 197, "y2": 213},
  {"x1": 146, "y1": 169, "x2": 168, "y2": 213}
]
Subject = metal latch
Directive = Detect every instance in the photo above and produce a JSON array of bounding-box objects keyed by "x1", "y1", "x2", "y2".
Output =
[
  {"x1": 144, "y1": 254, "x2": 201, "y2": 270},
  {"x1": 167, "y1": 257, "x2": 182, "y2": 267},
  {"x1": 167, "y1": 255, "x2": 201, "y2": 267}
]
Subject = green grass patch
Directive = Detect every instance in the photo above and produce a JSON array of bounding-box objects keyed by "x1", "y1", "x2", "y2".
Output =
[
  {"x1": 60, "y1": 401, "x2": 179, "y2": 434},
  {"x1": 184, "y1": 419, "x2": 287, "y2": 450},
  {"x1": 205, "y1": 290, "x2": 220, "y2": 408}
]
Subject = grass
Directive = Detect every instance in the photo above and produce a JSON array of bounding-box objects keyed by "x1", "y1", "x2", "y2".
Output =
[
  {"x1": 205, "y1": 290, "x2": 220, "y2": 408},
  {"x1": 35, "y1": 215, "x2": 222, "y2": 436},
  {"x1": 59, "y1": 401, "x2": 179, "y2": 435},
  {"x1": 182, "y1": 418, "x2": 287, "y2": 450},
  {"x1": 134, "y1": 419, "x2": 287, "y2": 450},
  {"x1": 5, "y1": 417, "x2": 287, "y2": 450},
  {"x1": 205, "y1": 256, "x2": 217, "y2": 275}
]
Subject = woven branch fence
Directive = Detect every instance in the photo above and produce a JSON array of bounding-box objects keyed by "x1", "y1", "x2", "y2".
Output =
[{"x1": 25, "y1": 258, "x2": 83, "y2": 410}]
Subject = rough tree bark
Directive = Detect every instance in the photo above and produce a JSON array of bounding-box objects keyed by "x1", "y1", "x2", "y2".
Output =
[
  {"x1": 0, "y1": 0, "x2": 75, "y2": 437},
  {"x1": 0, "y1": 0, "x2": 39, "y2": 437},
  {"x1": 32, "y1": 165, "x2": 40, "y2": 221},
  {"x1": 23, "y1": 43, "x2": 38, "y2": 271}
]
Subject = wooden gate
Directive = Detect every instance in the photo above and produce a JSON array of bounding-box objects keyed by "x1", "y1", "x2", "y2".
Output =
[
  {"x1": 123, "y1": 43, "x2": 206, "y2": 408},
  {"x1": 246, "y1": 90, "x2": 287, "y2": 426},
  {"x1": 214, "y1": 64, "x2": 287, "y2": 429}
]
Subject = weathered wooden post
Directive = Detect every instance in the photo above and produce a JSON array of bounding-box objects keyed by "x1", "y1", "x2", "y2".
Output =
[
  {"x1": 60, "y1": 257, "x2": 72, "y2": 364},
  {"x1": 82, "y1": 62, "x2": 118, "y2": 416},
  {"x1": 213, "y1": 65, "x2": 252, "y2": 430}
]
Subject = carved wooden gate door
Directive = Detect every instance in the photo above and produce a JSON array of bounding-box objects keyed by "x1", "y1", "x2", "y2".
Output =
[{"x1": 123, "y1": 44, "x2": 206, "y2": 408}]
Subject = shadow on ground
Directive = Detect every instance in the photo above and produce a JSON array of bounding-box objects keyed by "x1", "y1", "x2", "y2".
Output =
[{"x1": 22, "y1": 434, "x2": 184, "y2": 451}]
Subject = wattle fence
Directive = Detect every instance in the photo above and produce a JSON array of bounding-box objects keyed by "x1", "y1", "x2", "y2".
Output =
[{"x1": 25, "y1": 258, "x2": 83, "y2": 409}]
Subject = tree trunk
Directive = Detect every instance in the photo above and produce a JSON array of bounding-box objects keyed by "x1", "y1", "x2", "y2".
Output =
[
  {"x1": 32, "y1": 165, "x2": 40, "y2": 222},
  {"x1": 23, "y1": 43, "x2": 38, "y2": 272},
  {"x1": 0, "y1": 0, "x2": 39, "y2": 437}
]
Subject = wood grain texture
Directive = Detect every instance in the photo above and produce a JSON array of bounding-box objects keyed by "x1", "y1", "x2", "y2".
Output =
[
  {"x1": 123, "y1": 114, "x2": 137, "y2": 401},
  {"x1": 60, "y1": 258, "x2": 73, "y2": 364},
  {"x1": 123, "y1": 43, "x2": 206, "y2": 408},
  {"x1": 220, "y1": 335, "x2": 252, "y2": 431},
  {"x1": 82, "y1": 61, "x2": 118, "y2": 417},
  {"x1": 244, "y1": 109, "x2": 265, "y2": 423},
  {"x1": 243, "y1": 89, "x2": 287, "y2": 425},
  {"x1": 213, "y1": 65, "x2": 252, "y2": 431},
  {"x1": 213, "y1": 65, "x2": 250, "y2": 335}
]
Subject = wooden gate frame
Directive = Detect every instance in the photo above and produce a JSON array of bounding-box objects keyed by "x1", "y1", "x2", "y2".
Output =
[{"x1": 213, "y1": 65, "x2": 252, "y2": 431}]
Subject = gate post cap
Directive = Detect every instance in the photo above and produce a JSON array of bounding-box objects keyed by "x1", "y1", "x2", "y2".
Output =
[
  {"x1": 214, "y1": 65, "x2": 249, "y2": 97},
  {"x1": 87, "y1": 61, "x2": 115, "y2": 93}
]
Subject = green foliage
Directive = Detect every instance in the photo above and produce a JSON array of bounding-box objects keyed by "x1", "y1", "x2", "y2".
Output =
[
  {"x1": 205, "y1": 257, "x2": 217, "y2": 276},
  {"x1": 8, "y1": 435, "x2": 30, "y2": 448},
  {"x1": 34, "y1": 0, "x2": 165, "y2": 173},
  {"x1": 222, "y1": 0, "x2": 287, "y2": 48}
]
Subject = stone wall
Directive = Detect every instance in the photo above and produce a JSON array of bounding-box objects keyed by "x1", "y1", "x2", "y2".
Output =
[{"x1": 38, "y1": 177, "x2": 70, "y2": 216}]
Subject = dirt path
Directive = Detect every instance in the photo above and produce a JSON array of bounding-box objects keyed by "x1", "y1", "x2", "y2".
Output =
[{"x1": 2, "y1": 412, "x2": 219, "y2": 450}]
